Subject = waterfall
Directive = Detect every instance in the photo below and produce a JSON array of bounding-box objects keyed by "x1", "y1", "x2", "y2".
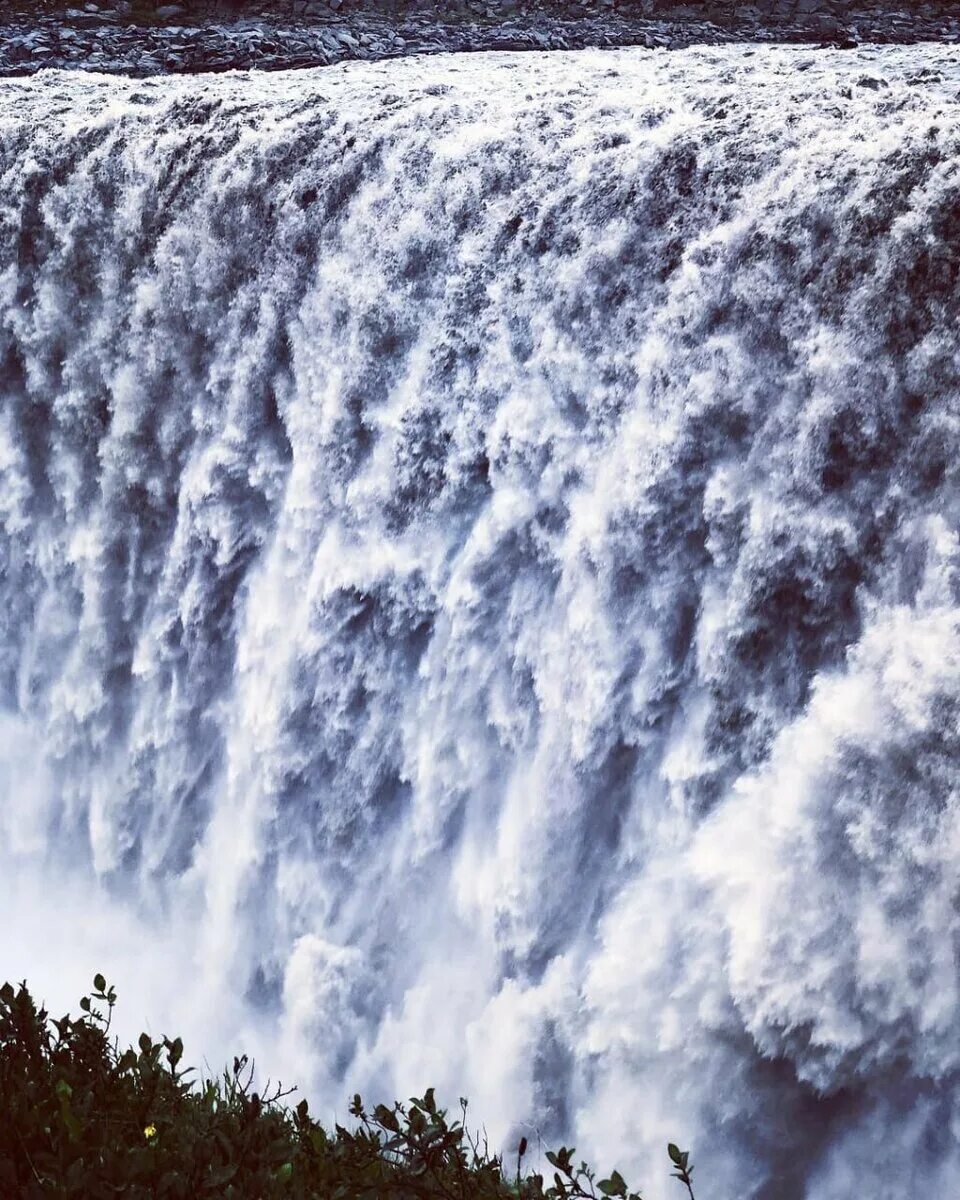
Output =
[{"x1": 1, "y1": 44, "x2": 959, "y2": 1199}]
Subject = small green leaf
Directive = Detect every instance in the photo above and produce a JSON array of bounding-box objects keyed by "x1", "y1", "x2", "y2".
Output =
[
  {"x1": 93, "y1": 973, "x2": 106, "y2": 993},
  {"x1": 373, "y1": 1104, "x2": 400, "y2": 1133},
  {"x1": 276, "y1": 1162, "x2": 293, "y2": 1183},
  {"x1": 167, "y1": 1036, "x2": 184, "y2": 1068},
  {"x1": 667, "y1": 1144, "x2": 683, "y2": 1166},
  {"x1": 61, "y1": 1107, "x2": 81, "y2": 1142},
  {"x1": 598, "y1": 1171, "x2": 627, "y2": 1197},
  {"x1": 55, "y1": 1082, "x2": 81, "y2": 1143}
]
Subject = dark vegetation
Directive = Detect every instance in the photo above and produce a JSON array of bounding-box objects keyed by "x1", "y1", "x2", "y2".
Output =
[{"x1": 0, "y1": 974, "x2": 697, "y2": 1199}]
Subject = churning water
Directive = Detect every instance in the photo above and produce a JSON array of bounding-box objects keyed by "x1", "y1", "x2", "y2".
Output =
[{"x1": 1, "y1": 43, "x2": 959, "y2": 1198}]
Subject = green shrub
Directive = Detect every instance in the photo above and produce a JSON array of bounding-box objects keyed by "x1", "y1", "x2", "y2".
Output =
[{"x1": 0, "y1": 974, "x2": 696, "y2": 1199}]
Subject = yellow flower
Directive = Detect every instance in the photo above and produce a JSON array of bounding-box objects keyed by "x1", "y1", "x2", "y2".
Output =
[{"x1": 144, "y1": 1124, "x2": 157, "y2": 1140}]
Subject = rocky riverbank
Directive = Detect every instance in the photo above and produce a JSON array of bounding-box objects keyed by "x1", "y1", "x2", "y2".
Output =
[{"x1": 1, "y1": 0, "x2": 959, "y2": 75}]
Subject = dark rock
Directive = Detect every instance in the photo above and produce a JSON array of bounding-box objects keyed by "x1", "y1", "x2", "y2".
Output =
[{"x1": 1, "y1": 0, "x2": 959, "y2": 77}]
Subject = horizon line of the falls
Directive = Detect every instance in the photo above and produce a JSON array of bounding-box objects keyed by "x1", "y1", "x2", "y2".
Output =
[{"x1": 1, "y1": 44, "x2": 959, "y2": 1200}]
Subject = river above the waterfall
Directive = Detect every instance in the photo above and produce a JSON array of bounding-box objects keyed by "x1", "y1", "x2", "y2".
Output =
[{"x1": 2, "y1": 44, "x2": 960, "y2": 1199}]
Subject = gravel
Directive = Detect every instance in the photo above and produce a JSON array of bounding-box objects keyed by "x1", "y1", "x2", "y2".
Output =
[{"x1": 1, "y1": 0, "x2": 957, "y2": 75}]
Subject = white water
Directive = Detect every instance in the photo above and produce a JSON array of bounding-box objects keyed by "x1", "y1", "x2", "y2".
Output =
[{"x1": 1, "y1": 44, "x2": 959, "y2": 1198}]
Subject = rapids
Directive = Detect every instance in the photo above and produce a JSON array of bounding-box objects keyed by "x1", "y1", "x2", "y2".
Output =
[{"x1": 1, "y1": 44, "x2": 959, "y2": 1198}]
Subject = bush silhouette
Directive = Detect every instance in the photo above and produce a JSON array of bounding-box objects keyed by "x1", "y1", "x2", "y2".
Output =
[{"x1": 0, "y1": 974, "x2": 695, "y2": 1199}]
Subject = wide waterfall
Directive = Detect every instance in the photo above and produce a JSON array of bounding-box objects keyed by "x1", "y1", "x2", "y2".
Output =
[{"x1": 1, "y1": 43, "x2": 959, "y2": 1198}]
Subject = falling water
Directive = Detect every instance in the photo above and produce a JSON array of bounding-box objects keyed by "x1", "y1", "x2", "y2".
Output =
[{"x1": 1, "y1": 44, "x2": 959, "y2": 1199}]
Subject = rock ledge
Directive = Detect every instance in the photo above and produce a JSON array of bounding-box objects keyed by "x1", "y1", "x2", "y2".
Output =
[{"x1": 2, "y1": 0, "x2": 958, "y2": 75}]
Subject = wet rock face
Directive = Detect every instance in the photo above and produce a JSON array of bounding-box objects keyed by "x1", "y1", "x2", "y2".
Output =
[{"x1": 2, "y1": 0, "x2": 959, "y2": 76}]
